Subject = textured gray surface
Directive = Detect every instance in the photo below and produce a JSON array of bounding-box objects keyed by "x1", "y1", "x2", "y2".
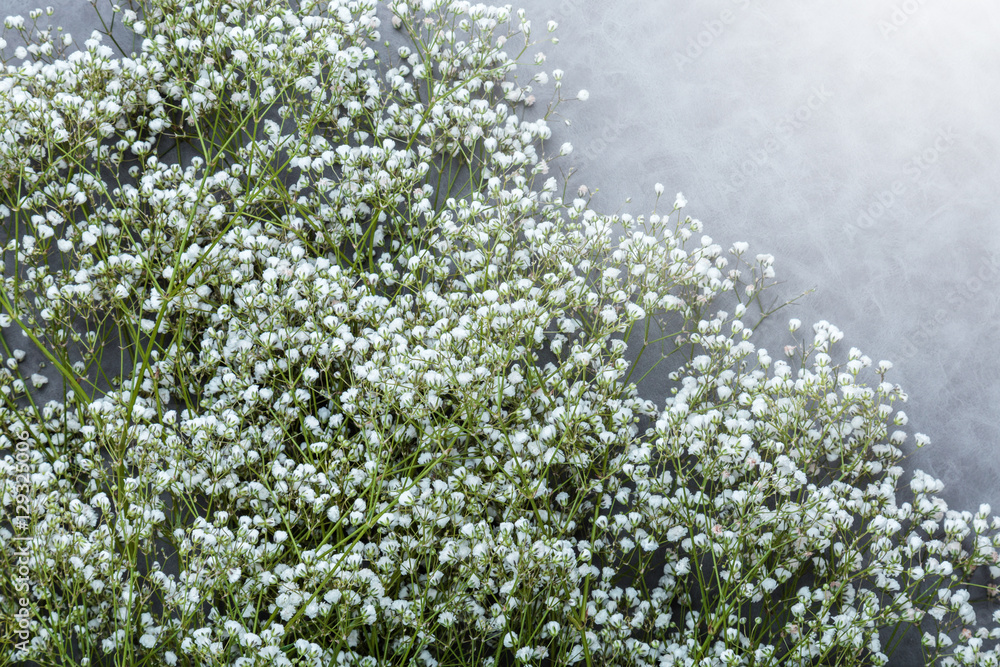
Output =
[
  {"x1": 3, "y1": 0, "x2": 1000, "y2": 663},
  {"x1": 512, "y1": 0, "x2": 1000, "y2": 504}
]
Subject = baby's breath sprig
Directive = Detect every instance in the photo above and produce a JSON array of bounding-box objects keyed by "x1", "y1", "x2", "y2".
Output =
[{"x1": 2, "y1": 1, "x2": 1000, "y2": 666}]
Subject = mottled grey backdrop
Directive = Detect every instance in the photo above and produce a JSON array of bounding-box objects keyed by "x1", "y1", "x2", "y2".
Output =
[{"x1": 511, "y1": 0, "x2": 1000, "y2": 510}]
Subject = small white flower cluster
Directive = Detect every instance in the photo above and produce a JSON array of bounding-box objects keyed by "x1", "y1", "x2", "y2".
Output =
[{"x1": 2, "y1": 1, "x2": 1000, "y2": 667}]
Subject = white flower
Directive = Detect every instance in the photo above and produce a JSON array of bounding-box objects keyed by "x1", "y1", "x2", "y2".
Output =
[
  {"x1": 674, "y1": 192, "x2": 687, "y2": 209},
  {"x1": 560, "y1": 142, "x2": 573, "y2": 155},
  {"x1": 577, "y1": 89, "x2": 589, "y2": 101}
]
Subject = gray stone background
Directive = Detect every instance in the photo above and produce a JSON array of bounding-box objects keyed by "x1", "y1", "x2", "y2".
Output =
[
  {"x1": 3, "y1": 0, "x2": 1000, "y2": 663},
  {"x1": 511, "y1": 0, "x2": 1000, "y2": 511}
]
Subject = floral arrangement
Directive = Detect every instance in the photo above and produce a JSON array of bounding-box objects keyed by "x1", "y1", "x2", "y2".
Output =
[{"x1": 2, "y1": 1, "x2": 1000, "y2": 665}]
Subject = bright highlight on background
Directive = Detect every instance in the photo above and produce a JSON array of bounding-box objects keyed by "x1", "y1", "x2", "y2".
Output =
[{"x1": 520, "y1": 0, "x2": 1000, "y2": 513}]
